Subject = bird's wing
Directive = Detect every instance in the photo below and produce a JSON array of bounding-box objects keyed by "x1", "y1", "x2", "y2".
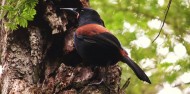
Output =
[
  {"x1": 76, "y1": 32, "x2": 122, "y2": 49},
  {"x1": 76, "y1": 31, "x2": 151, "y2": 84}
]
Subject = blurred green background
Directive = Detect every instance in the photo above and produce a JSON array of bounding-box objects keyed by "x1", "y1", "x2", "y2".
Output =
[{"x1": 90, "y1": 0, "x2": 190, "y2": 94}]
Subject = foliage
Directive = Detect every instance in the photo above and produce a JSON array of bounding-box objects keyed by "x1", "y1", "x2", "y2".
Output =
[
  {"x1": 90, "y1": 0, "x2": 190, "y2": 94},
  {"x1": 0, "y1": 0, "x2": 38, "y2": 30}
]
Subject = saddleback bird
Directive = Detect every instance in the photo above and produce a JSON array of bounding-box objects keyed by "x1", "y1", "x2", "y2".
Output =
[{"x1": 62, "y1": 8, "x2": 151, "y2": 84}]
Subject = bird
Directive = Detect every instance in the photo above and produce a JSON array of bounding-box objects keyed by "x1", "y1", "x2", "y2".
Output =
[{"x1": 62, "y1": 8, "x2": 151, "y2": 84}]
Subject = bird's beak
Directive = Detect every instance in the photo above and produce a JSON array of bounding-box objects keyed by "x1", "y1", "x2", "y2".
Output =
[{"x1": 60, "y1": 8, "x2": 79, "y2": 18}]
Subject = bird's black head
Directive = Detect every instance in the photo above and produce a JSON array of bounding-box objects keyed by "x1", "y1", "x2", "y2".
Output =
[
  {"x1": 61, "y1": 8, "x2": 105, "y2": 27},
  {"x1": 77, "y1": 8, "x2": 105, "y2": 26}
]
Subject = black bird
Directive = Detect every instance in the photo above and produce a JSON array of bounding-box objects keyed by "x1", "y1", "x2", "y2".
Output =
[{"x1": 62, "y1": 8, "x2": 151, "y2": 84}]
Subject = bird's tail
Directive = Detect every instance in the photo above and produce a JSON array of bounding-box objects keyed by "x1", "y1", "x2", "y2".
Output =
[{"x1": 120, "y1": 49, "x2": 151, "y2": 84}]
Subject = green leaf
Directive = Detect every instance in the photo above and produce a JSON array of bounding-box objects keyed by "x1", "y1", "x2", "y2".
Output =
[
  {"x1": 166, "y1": 72, "x2": 178, "y2": 83},
  {"x1": 0, "y1": 0, "x2": 38, "y2": 30}
]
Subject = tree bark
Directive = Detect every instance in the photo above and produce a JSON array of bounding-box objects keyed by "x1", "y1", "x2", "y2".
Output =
[{"x1": 0, "y1": 0, "x2": 122, "y2": 94}]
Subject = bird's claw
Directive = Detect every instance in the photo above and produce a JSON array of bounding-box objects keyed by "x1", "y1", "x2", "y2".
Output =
[{"x1": 88, "y1": 78, "x2": 104, "y2": 86}]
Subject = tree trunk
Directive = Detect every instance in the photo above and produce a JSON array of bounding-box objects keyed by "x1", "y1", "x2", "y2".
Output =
[{"x1": 0, "y1": 0, "x2": 122, "y2": 94}]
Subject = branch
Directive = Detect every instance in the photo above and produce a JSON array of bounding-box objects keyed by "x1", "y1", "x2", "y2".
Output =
[
  {"x1": 152, "y1": 0, "x2": 172, "y2": 43},
  {"x1": 119, "y1": 78, "x2": 131, "y2": 94},
  {"x1": 121, "y1": 78, "x2": 131, "y2": 90}
]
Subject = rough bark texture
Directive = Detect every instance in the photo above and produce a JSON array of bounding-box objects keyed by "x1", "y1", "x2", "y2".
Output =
[{"x1": 0, "y1": 0, "x2": 122, "y2": 94}]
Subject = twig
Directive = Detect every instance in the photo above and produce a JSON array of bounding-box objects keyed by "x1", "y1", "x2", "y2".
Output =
[
  {"x1": 173, "y1": 82, "x2": 190, "y2": 87},
  {"x1": 119, "y1": 78, "x2": 131, "y2": 94},
  {"x1": 152, "y1": 0, "x2": 172, "y2": 43},
  {"x1": 122, "y1": 78, "x2": 131, "y2": 90}
]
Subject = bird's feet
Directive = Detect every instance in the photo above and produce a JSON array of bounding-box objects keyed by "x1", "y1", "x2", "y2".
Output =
[
  {"x1": 88, "y1": 66, "x2": 106, "y2": 86},
  {"x1": 88, "y1": 77, "x2": 105, "y2": 86}
]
